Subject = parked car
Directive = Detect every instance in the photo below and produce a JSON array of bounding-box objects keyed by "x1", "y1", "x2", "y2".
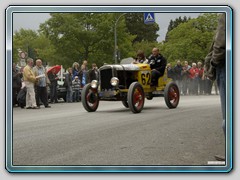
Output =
[
  {"x1": 57, "y1": 80, "x2": 67, "y2": 102},
  {"x1": 47, "y1": 73, "x2": 81, "y2": 102},
  {"x1": 81, "y1": 60, "x2": 180, "y2": 113}
]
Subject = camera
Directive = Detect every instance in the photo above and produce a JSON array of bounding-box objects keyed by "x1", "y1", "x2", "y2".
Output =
[{"x1": 150, "y1": 60, "x2": 155, "y2": 65}]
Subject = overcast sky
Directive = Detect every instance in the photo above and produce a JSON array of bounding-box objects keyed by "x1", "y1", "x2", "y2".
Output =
[{"x1": 13, "y1": 13, "x2": 200, "y2": 42}]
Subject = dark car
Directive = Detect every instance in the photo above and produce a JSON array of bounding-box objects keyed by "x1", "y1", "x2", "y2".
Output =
[
  {"x1": 57, "y1": 81, "x2": 67, "y2": 102},
  {"x1": 47, "y1": 74, "x2": 81, "y2": 102}
]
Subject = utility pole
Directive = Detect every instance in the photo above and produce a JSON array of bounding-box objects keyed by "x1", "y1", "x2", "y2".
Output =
[{"x1": 114, "y1": 13, "x2": 126, "y2": 64}]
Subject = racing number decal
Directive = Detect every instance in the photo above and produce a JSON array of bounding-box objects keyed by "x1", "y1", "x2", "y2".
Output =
[
  {"x1": 146, "y1": 73, "x2": 151, "y2": 85},
  {"x1": 141, "y1": 72, "x2": 151, "y2": 85}
]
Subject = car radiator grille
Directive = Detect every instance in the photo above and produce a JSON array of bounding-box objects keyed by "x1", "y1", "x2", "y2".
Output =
[{"x1": 100, "y1": 69, "x2": 113, "y2": 90}]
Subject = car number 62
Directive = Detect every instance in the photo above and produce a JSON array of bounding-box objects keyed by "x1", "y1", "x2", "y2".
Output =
[{"x1": 141, "y1": 72, "x2": 151, "y2": 85}]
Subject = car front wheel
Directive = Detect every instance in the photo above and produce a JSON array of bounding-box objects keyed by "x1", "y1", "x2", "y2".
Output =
[
  {"x1": 81, "y1": 84, "x2": 99, "y2": 112},
  {"x1": 128, "y1": 82, "x2": 145, "y2": 113}
]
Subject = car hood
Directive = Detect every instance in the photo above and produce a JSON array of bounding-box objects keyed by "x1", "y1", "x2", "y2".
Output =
[{"x1": 99, "y1": 64, "x2": 151, "y2": 71}]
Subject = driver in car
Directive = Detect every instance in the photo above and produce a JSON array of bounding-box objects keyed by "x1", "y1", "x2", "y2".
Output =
[{"x1": 148, "y1": 47, "x2": 167, "y2": 86}]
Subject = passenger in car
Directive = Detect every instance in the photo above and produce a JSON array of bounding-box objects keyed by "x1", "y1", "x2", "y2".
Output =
[{"x1": 132, "y1": 50, "x2": 148, "y2": 64}]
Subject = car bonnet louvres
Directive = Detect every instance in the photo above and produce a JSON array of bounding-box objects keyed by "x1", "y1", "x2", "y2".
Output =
[{"x1": 100, "y1": 68, "x2": 113, "y2": 91}]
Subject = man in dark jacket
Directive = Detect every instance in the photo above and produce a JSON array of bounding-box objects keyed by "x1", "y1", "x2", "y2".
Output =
[
  {"x1": 166, "y1": 63, "x2": 175, "y2": 80},
  {"x1": 65, "y1": 68, "x2": 73, "y2": 103},
  {"x1": 88, "y1": 63, "x2": 99, "y2": 82},
  {"x1": 174, "y1": 60, "x2": 183, "y2": 91},
  {"x1": 148, "y1": 47, "x2": 167, "y2": 86},
  {"x1": 204, "y1": 13, "x2": 226, "y2": 161},
  {"x1": 48, "y1": 68, "x2": 58, "y2": 103},
  {"x1": 12, "y1": 63, "x2": 22, "y2": 106}
]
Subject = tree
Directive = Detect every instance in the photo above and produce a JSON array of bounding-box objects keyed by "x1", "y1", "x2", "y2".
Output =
[
  {"x1": 132, "y1": 41, "x2": 158, "y2": 58},
  {"x1": 13, "y1": 29, "x2": 38, "y2": 63},
  {"x1": 33, "y1": 33, "x2": 60, "y2": 66},
  {"x1": 13, "y1": 28, "x2": 59, "y2": 66},
  {"x1": 161, "y1": 13, "x2": 219, "y2": 64},
  {"x1": 125, "y1": 13, "x2": 159, "y2": 43},
  {"x1": 165, "y1": 16, "x2": 191, "y2": 42},
  {"x1": 39, "y1": 13, "x2": 136, "y2": 67}
]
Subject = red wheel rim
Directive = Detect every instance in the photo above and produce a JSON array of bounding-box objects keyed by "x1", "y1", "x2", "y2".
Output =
[
  {"x1": 168, "y1": 86, "x2": 179, "y2": 106},
  {"x1": 133, "y1": 87, "x2": 144, "y2": 110}
]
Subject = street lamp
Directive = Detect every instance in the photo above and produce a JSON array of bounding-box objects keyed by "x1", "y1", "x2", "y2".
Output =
[{"x1": 114, "y1": 13, "x2": 126, "y2": 64}]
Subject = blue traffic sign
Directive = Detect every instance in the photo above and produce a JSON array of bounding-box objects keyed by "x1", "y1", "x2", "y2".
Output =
[{"x1": 144, "y1": 13, "x2": 155, "y2": 24}]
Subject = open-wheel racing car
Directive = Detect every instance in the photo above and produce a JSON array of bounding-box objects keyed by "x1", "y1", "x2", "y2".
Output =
[{"x1": 81, "y1": 60, "x2": 180, "y2": 113}]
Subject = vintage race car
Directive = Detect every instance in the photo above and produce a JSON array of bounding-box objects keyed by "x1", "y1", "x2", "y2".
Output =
[{"x1": 81, "y1": 62, "x2": 180, "y2": 113}]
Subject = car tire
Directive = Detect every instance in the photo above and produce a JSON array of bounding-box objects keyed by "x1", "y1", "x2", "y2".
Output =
[
  {"x1": 128, "y1": 82, "x2": 145, "y2": 113},
  {"x1": 122, "y1": 99, "x2": 129, "y2": 108},
  {"x1": 164, "y1": 82, "x2": 180, "y2": 109},
  {"x1": 81, "y1": 84, "x2": 99, "y2": 112}
]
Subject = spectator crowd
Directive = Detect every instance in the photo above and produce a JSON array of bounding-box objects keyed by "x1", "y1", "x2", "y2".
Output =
[
  {"x1": 166, "y1": 60, "x2": 219, "y2": 96},
  {"x1": 12, "y1": 59, "x2": 99, "y2": 109},
  {"x1": 13, "y1": 55, "x2": 218, "y2": 109}
]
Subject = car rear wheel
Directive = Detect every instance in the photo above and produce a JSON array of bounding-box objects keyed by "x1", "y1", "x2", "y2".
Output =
[
  {"x1": 81, "y1": 84, "x2": 99, "y2": 112},
  {"x1": 164, "y1": 82, "x2": 180, "y2": 109},
  {"x1": 128, "y1": 82, "x2": 145, "y2": 113}
]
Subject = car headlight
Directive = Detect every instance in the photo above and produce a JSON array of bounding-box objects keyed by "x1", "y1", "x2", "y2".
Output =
[
  {"x1": 110, "y1": 77, "x2": 119, "y2": 86},
  {"x1": 90, "y1": 80, "x2": 98, "y2": 89}
]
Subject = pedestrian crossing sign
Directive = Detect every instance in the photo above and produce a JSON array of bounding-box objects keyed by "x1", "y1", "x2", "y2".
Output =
[{"x1": 144, "y1": 12, "x2": 155, "y2": 24}]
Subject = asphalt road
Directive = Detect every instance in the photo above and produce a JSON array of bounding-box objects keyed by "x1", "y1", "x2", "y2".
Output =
[{"x1": 12, "y1": 95, "x2": 225, "y2": 166}]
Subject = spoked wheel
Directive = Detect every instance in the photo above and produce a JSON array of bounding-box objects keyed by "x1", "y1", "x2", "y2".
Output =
[
  {"x1": 128, "y1": 82, "x2": 145, "y2": 113},
  {"x1": 164, "y1": 82, "x2": 180, "y2": 109},
  {"x1": 81, "y1": 84, "x2": 99, "y2": 112}
]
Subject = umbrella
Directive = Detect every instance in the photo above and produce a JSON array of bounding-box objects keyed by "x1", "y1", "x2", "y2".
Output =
[{"x1": 47, "y1": 65, "x2": 61, "y2": 74}]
